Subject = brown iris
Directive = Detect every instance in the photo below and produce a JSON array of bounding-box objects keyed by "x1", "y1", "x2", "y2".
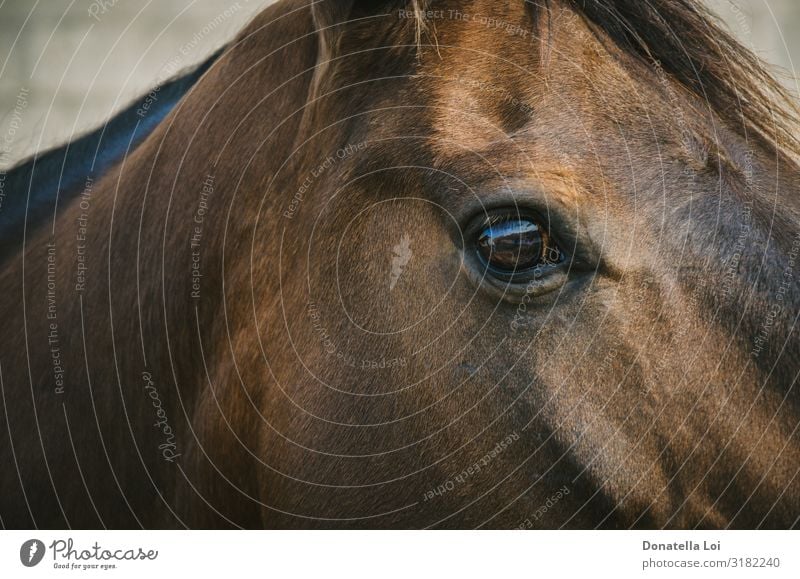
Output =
[{"x1": 476, "y1": 216, "x2": 561, "y2": 276}]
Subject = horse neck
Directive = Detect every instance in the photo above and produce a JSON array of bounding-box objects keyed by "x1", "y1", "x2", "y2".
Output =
[{"x1": 0, "y1": 49, "x2": 223, "y2": 266}]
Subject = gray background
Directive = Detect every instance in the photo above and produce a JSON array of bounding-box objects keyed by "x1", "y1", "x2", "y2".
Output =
[{"x1": 1, "y1": 0, "x2": 798, "y2": 168}]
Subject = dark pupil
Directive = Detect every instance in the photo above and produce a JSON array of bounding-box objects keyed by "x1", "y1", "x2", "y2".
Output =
[{"x1": 477, "y1": 219, "x2": 554, "y2": 273}]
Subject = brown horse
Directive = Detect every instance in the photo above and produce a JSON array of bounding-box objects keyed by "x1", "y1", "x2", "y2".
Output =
[{"x1": 1, "y1": 0, "x2": 799, "y2": 529}]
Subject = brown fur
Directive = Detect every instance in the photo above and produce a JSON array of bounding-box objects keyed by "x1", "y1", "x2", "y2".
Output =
[{"x1": 1, "y1": 0, "x2": 798, "y2": 528}]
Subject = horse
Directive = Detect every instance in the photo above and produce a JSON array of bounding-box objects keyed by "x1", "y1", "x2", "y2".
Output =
[{"x1": 1, "y1": 0, "x2": 799, "y2": 529}]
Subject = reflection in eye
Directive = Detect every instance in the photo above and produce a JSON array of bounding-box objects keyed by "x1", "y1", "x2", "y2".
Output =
[{"x1": 476, "y1": 215, "x2": 562, "y2": 277}]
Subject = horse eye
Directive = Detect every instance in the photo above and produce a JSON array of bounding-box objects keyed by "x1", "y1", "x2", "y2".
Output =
[{"x1": 475, "y1": 215, "x2": 562, "y2": 277}]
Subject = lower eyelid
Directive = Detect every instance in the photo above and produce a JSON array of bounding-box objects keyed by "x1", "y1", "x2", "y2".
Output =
[{"x1": 461, "y1": 254, "x2": 571, "y2": 303}]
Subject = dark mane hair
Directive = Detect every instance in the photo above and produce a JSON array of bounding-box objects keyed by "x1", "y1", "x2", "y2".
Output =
[
  {"x1": 414, "y1": 0, "x2": 800, "y2": 159},
  {"x1": 563, "y1": 0, "x2": 800, "y2": 159}
]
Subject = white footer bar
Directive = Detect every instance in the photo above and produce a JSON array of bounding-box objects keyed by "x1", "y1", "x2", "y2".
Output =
[{"x1": 1, "y1": 531, "x2": 797, "y2": 578}]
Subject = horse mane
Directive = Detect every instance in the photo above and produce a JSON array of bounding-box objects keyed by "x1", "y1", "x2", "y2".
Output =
[
  {"x1": 412, "y1": 0, "x2": 800, "y2": 160},
  {"x1": 565, "y1": 0, "x2": 800, "y2": 159}
]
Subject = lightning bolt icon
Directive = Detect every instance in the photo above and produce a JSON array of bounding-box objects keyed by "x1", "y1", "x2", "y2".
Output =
[{"x1": 28, "y1": 542, "x2": 38, "y2": 563}]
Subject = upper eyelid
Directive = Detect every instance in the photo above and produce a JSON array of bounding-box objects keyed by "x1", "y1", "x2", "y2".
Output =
[
  {"x1": 485, "y1": 210, "x2": 539, "y2": 225},
  {"x1": 451, "y1": 182, "x2": 560, "y2": 226},
  {"x1": 462, "y1": 205, "x2": 548, "y2": 234}
]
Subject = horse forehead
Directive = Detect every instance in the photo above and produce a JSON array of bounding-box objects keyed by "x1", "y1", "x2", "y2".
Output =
[{"x1": 417, "y1": 1, "x2": 611, "y2": 159}]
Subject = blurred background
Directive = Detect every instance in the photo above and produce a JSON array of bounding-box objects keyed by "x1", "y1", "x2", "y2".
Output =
[{"x1": 1, "y1": 0, "x2": 798, "y2": 168}]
